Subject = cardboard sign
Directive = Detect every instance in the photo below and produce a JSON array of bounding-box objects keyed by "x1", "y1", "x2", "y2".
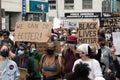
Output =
[
  {"x1": 63, "y1": 20, "x2": 77, "y2": 29},
  {"x1": 14, "y1": 21, "x2": 52, "y2": 42},
  {"x1": 36, "y1": 41, "x2": 66, "y2": 54},
  {"x1": 36, "y1": 43, "x2": 48, "y2": 54},
  {"x1": 78, "y1": 22, "x2": 98, "y2": 46},
  {"x1": 18, "y1": 68, "x2": 27, "y2": 80},
  {"x1": 53, "y1": 18, "x2": 61, "y2": 29},
  {"x1": 112, "y1": 32, "x2": 120, "y2": 55}
]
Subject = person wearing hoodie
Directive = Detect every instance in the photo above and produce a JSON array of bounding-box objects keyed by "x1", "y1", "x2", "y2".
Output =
[{"x1": 72, "y1": 44, "x2": 104, "y2": 80}]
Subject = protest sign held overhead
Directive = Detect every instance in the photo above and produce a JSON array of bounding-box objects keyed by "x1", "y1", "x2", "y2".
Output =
[
  {"x1": 14, "y1": 21, "x2": 52, "y2": 43},
  {"x1": 63, "y1": 20, "x2": 77, "y2": 29},
  {"x1": 112, "y1": 32, "x2": 120, "y2": 55},
  {"x1": 78, "y1": 22, "x2": 98, "y2": 46},
  {"x1": 53, "y1": 18, "x2": 61, "y2": 29},
  {"x1": 18, "y1": 68, "x2": 27, "y2": 80}
]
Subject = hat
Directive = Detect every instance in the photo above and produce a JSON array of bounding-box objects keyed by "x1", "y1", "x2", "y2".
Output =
[
  {"x1": 95, "y1": 77, "x2": 105, "y2": 80},
  {"x1": 71, "y1": 30, "x2": 77, "y2": 33},
  {"x1": 67, "y1": 35, "x2": 77, "y2": 44},
  {"x1": 77, "y1": 44, "x2": 89, "y2": 55},
  {"x1": 19, "y1": 42, "x2": 27, "y2": 49}
]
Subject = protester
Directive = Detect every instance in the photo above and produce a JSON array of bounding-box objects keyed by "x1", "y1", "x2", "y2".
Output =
[
  {"x1": 13, "y1": 42, "x2": 35, "y2": 80},
  {"x1": 67, "y1": 29, "x2": 78, "y2": 44},
  {"x1": 98, "y1": 27, "x2": 105, "y2": 38},
  {"x1": 29, "y1": 42, "x2": 42, "y2": 80},
  {"x1": 2, "y1": 30, "x2": 14, "y2": 47},
  {"x1": 0, "y1": 40, "x2": 16, "y2": 59},
  {"x1": 38, "y1": 42, "x2": 61, "y2": 80},
  {"x1": 51, "y1": 29, "x2": 59, "y2": 41},
  {"x1": 0, "y1": 44, "x2": 20, "y2": 80},
  {"x1": 72, "y1": 44, "x2": 104, "y2": 80},
  {"x1": 62, "y1": 34, "x2": 77, "y2": 75},
  {"x1": 110, "y1": 46, "x2": 120, "y2": 80},
  {"x1": 65, "y1": 62, "x2": 91, "y2": 80},
  {"x1": 96, "y1": 37, "x2": 113, "y2": 73},
  {"x1": 0, "y1": 31, "x2": 3, "y2": 46}
]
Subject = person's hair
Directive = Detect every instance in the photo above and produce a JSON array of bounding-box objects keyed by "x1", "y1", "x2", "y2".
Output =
[
  {"x1": 87, "y1": 46, "x2": 93, "y2": 58},
  {"x1": 65, "y1": 62, "x2": 91, "y2": 80},
  {"x1": 3, "y1": 30, "x2": 10, "y2": 36},
  {"x1": 0, "y1": 45, "x2": 9, "y2": 57},
  {"x1": 30, "y1": 42, "x2": 37, "y2": 48},
  {"x1": 0, "y1": 30, "x2": 3, "y2": 36},
  {"x1": 74, "y1": 62, "x2": 91, "y2": 80}
]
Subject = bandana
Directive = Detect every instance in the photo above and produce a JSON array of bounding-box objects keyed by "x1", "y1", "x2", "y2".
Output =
[{"x1": 77, "y1": 44, "x2": 89, "y2": 55}]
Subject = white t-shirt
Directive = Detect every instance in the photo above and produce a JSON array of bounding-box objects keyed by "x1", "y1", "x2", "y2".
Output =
[{"x1": 72, "y1": 59, "x2": 103, "y2": 80}]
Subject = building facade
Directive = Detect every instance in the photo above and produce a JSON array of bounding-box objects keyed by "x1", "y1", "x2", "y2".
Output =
[
  {"x1": 1, "y1": 0, "x2": 49, "y2": 31},
  {"x1": 1, "y1": 0, "x2": 22, "y2": 31},
  {"x1": 48, "y1": 0, "x2": 103, "y2": 27}
]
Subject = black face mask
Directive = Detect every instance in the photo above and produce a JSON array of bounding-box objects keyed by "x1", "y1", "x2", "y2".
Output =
[
  {"x1": 0, "y1": 49, "x2": 9, "y2": 57},
  {"x1": 100, "y1": 43, "x2": 105, "y2": 47},
  {"x1": 75, "y1": 53, "x2": 81, "y2": 59},
  {"x1": 46, "y1": 49, "x2": 54, "y2": 55}
]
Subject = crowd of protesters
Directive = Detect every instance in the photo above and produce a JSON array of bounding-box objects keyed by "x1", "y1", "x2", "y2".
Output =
[{"x1": 0, "y1": 26, "x2": 120, "y2": 80}]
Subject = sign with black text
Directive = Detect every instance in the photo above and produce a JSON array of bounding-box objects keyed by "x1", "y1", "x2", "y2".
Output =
[
  {"x1": 78, "y1": 22, "x2": 98, "y2": 46},
  {"x1": 14, "y1": 21, "x2": 52, "y2": 42}
]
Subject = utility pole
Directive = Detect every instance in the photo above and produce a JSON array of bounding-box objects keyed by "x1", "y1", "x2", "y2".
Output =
[
  {"x1": 56, "y1": 0, "x2": 59, "y2": 18},
  {"x1": 0, "y1": 0, "x2": 1, "y2": 30}
]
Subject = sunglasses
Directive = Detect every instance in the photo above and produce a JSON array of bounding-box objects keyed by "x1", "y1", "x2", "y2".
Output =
[{"x1": 3, "y1": 35, "x2": 7, "y2": 36}]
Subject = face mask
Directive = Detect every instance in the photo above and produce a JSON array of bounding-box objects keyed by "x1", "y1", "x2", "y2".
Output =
[
  {"x1": 0, "y1": 49, "x2": 9, "y2": 57},
  {"x1": 30, "y1": 48, "x2": 36, "y2": 53},
  {"x1": 3, "y1": 35, "x2": 8, "y2": 39},
  {"x1": 53, "y1": 37, "x2": 58, "y2": 41},
  {"x1": 100, "y1": 43, "x2": 105, "y2": 47},
  {"x1": 75, "y1": 53, "x2": 81, "y2": 59},
  {"x1": 18, "y1": 50, "x2": 24, "y2": 56},
  {"x1": 46, "y1": 49, "x2": 54, "y2": 55}
]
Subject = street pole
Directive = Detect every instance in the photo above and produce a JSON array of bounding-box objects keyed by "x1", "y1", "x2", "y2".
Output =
[
  {"x1": 41, "y1": 4, "x2": 45, "y2": 22},
  {"x1": 0, "y1": 0, "x2": 1, "y2": 30},
  {"x1": 56, "y1": 0, "x2": 59, "y2": 18}
]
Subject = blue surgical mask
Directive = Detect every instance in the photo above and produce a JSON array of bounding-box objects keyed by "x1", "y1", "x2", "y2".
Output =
[{"x1": 18, "y1": 50, "x2": 24, "y2": 56}]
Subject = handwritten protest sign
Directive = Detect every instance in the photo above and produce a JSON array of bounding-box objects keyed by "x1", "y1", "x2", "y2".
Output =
[
  {"x1": 36, "y1": 42, "x2": 64, "y2": 54},
  {"x1": 112, "y1": 32, "x2": 120, "y2": 55},
  {"x1": 19, "y1": 68, "x2": 27, "y2": 80},
  {"x1": 78, "y1": 22, "x2": 98, "y2": 46},
  {"x1": 14, "y1": 21, "x2": 52, "y2": 42}
]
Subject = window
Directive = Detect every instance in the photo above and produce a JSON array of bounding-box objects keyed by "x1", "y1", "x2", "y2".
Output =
[
  {"x1": 102, "y1": 0, "x2": 111, "y2": 12},
  {"x1": 64, "y1": 0, "x2": 74, "y2": 10},
  {"x1": 48, "y1": 0, "x2": 56, "y2": 10},
  {"x1": 65, "y1": 0, "x2": 74, "y2": 3},
  {"x1": 82, "y1": 0, "x2": 92, "y2": 9}
]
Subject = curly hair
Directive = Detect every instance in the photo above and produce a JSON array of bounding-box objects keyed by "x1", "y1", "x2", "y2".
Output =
[
  {"x1": 65, "y1": 62, "x2": 91, "y2": 80},
  {"x1": 74, "y1": 62, "x2": 91, "y2": 80}
]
